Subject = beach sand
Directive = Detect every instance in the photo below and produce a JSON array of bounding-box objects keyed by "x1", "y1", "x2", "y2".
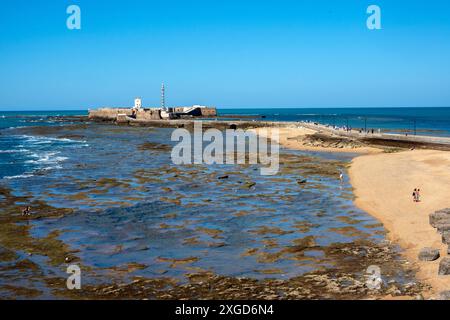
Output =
[
  {"x1": 257, "y1": 125, "x2": 450, "y2": 297},
  {"x1": 350, "y1": 150, "x2": 450, "y2": 297},
  {"x1": 253, "y1": 127, "x2": 381, "y2": 154}
]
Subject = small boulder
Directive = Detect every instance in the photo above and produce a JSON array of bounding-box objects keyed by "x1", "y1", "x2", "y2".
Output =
[
  {"x1": 418, "y1": 248, "x2": 440, "y2": 261},
  {"x1": 442, "y1": 231, "x2": 450, "y2": 245},
  {"x1": 438, "y1": 258, "x2": 450, "y2": 275},
  {"x1": 436, "y1": 223, "x2": 450, "y2": 233},
  {"x1": 430, "y1": 211, "x2": 450, "y2": 228}
]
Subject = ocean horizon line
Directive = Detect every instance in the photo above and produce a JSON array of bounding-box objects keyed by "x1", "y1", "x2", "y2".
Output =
[{"x1": 1, "y1": 106, "x2": 450, "y2": 112}]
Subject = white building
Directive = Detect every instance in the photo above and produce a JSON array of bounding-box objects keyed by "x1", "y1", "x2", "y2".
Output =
[{"x1": 134, "y1": 98, "x2": 142, "y2": 109}]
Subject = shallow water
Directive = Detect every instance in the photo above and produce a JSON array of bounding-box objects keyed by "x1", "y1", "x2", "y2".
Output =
[{"x1": 0, "y1": 121, "x2": 394, "y2": 297}]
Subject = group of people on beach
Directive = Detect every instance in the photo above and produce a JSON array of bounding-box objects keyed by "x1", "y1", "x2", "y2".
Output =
[{"x1": 412, "y1": 188, "x2": 421, "y2": 202}]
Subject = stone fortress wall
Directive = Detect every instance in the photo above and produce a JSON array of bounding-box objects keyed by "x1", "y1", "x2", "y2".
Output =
[{"x1": 88, "y1": 106, "x2": 217, "y2": 122}]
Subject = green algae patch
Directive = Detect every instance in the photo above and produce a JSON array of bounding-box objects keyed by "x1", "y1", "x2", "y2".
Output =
[
  {"x1": 183, "y1": 236, "x2": 201, "y2": 246},
  {"x1": 292, "y1": 221, "x2": 319, "y2": 233},
  {"x1": 363, "y1": 222, "x2": 384, "y2": 229},
  {"x1": 156, "y1": 256, "x2": 200, "y2": 268},
  {"x1": 249, "y1": 226, "x2": 294, "y2": 236},
  {"x1": 65, "y1": 192, "x2": 91, "y2": 201},
  {"x1": 286, "y1": 236, "x2": 316, "y2": 253},
  {"x1": 120, "y1": 263, "x2": 148, "y2": 273},
  {"x1": 327, "y1": 226, "x2": 370, "y2": 238},
  {"x1": 0, "y1": 186, "x2": 78, "y2": 271},
  {"x1": 138, "y1": 142, "x2": 172, "y2": 152},
  {"x1": 261, "y1": 239, "x2": 279, "y2": 249},
  {"x1": 3, "y1": 285, "x2": 43, "y2": 299},
  {"x1": 0, "y1": 247, "x2": 18, "y2": 262},
  {"x1": 0, "y1": 222, "x2": 76, "y2": 267},
  {"x1": 241, "y1": 248, "x2": 259, "y2": 257},
  {"x1": 95, "y1": 177, "x2": 131, "y2": 189},
  {"x1": 255, "y1": 268, "x2": 284, "y2": 275},
  {"x1": 256, "y1": 250, "x2": 285, "y2": 263},
  {"x1": 240, "y1": 181, "x2": 256, "y2": 189},
  {"x1": 196, "y1": 227, "x2": 223, "y2": 239},
  {"x1": 336, "y1": 215, "x2": 364, "y2": 225},
  {"x1": 234, "y1": 210, "x2": 252, "y2": 217},
  {"x1": 159, "y1": 196, "x2": 181, "y2": 206}
]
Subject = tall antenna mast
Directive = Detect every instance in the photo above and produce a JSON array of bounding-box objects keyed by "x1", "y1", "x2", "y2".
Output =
[{"x1": 161, "y1": 83, "x2": 166, "y2": 110}]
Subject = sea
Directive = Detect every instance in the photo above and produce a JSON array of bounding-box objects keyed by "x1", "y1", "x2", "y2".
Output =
[
  {"x1": 2, "y1": 107, "x2": 450, "y2": 182},
  {"x1": 220, "y1": 107, "x2": 450, "y2": 136}
]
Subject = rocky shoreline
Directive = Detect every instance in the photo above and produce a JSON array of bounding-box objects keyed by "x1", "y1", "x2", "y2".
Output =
[
  {"x1": 0, "y1": 180, "x2": 424, "y2": 299},
  {"x1": 0, "y1": 118, "x2": 434, "y2": 300}
]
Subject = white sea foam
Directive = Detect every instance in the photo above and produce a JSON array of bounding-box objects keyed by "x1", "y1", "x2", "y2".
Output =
[
  {"x1": 42, "y1": 165, "x2": 63, "y2": 171},
  {"x1": 4, "y1": 174, "x2": 34, "y2": 180},
  {"x1": 25, "y1": 151, "x2": 68, "y2": 164},
  {"x1": 17, "y1": 134, "x2": 87, "y2": 144},
  {"x1": 0, "y1": 149, "x2": 29, "y2": 154},
  {"x1": 1, "y1": 134, "x2": 87, "y2": 179}
]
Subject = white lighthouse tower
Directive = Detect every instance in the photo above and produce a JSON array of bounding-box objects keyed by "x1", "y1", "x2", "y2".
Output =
[{"x1": 134, "y1": 97, "x2": 142, "y2": 109}]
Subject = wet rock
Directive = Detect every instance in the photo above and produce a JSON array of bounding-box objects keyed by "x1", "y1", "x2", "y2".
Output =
[
  {"x1": 442, "y1": 232, "x2": 450, "y2": 245},
  {"x1": 436, "y1": 223, "x2": 450, "y2": 233},
  {"x1": 438, "y1": 258, "x2": 450, "y2": 275},
  {"x1": 242, "y1": 181, "x2": 256, "y2": 189},
  {"x1": 429, "y1": 210, "x2": 450, "y2": 228},
  {"x1": 418, "y1": 248, "x2": 440, "y2": 261},
  {"x1": 138, "y1": 142, "x2": 171, "y2": 152},
  {"x1": 386, "y1": 285, "x2": 401, "y2": 296},
  {"x1": 297, "y1": 179, "x2": 307, "y2": 184}
]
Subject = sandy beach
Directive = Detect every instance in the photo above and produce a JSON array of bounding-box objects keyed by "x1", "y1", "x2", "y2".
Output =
[
  {"x1": 257, "y1": 125, "x2": 450, "y2": 298},
  {"x1": 253, "y1": 126, "x2": 381, "y2": 154},
  {"x1": 350, "y1": 150, "x2": 450, "y2": 297}
]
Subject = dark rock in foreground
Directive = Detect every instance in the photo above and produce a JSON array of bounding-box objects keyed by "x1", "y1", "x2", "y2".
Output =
[
  {"x1": 436, "y1": 223, "x2": 450, "y2": 233},
  {"x1": 430, "y1": 210, "x2": 450, "y2": 228},
  {"x1": 418, "y1": 248, "x2": 440, "y2": 261},
  {"x1": 438, "y1": 258, "x2": 450, "y2": 275},
  {"x1": 442, "y1": 232, "x2": 450, "y2": 245}
]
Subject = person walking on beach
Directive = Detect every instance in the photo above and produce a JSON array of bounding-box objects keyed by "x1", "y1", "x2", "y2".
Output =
[
  {"x1": 416, "y1": 188, "x2": 421, "y2": 202},
  {"x1": 339, "y1": 171, "x2": 344, "y2": 182},
  {"x1": 412, "y1": 189, "x2": 417, "y2": 202}
]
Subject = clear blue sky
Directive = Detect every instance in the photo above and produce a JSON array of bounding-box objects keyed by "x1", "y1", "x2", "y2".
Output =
[{"x1": 1, "y1": 0, "x2": 450, "y2": 110}]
